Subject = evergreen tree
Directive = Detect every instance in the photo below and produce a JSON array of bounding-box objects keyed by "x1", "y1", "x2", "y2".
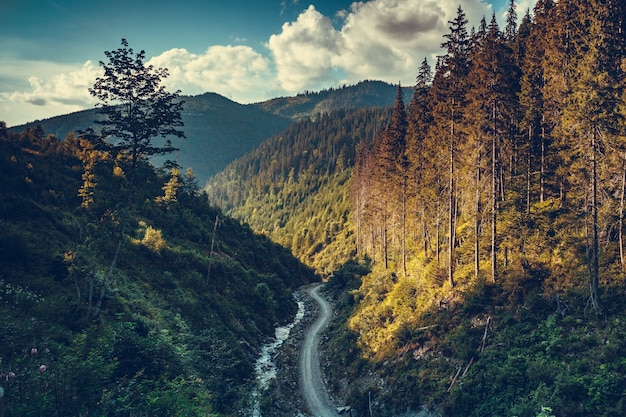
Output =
[
  {"x1": 558, "y1": 0, "x2": 625, "y2": 310},
  {"x1": 519, "y1": 0, "x2": 555, "y2": 209},
  {"x1": 429, "y1": 5, "x2": 471, "y2": 287},
  {"x1": 463, "y1": 13, "x2": 520, "y2": 282},
  {"x1": 504, "y1": 0, "x2": 518, "y2": 45},
  {"x1": 371, "y1": 84, "x2": 407, "y2": 270},
  {"x1": 407, "y1": 58, "x2": 434, "y2": 259}
]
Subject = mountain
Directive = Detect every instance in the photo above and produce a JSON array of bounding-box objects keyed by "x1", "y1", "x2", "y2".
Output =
[
  {"x1": 8, "y1": 81, "x2": 412, "y2": 186},
  {"x1": 253, "y1": 80, "x2": 413, "y2": 120},
  {"x1": 10, "y1": 93, "x2": 293, "y2": 185},
  {"x1": 0, "y1": 126, "x2": 317, "y2": 416}
]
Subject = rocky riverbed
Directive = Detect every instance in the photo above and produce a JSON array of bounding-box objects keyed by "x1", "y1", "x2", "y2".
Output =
[
  {"x1": 254, "y1": 285, "x2": 319, "y2": 417},
  {"x1": 252, "y1": 284, "x2": 435, "y2": 417}
]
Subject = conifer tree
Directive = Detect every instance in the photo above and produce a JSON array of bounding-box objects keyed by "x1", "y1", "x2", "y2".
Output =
[
  {"x1": 463, "y1": 13, "x2": 519, "y2": 282},
  {"x1": 429, "y1": 5, "x2": 471, "y2": 287},
  {"x1": 519, "y1": 0, "x2": 554, "y2": 209},
  {"x1": 407, "y1": 58, "x2": 433, "y2": 258},
  {"x1": 156, "y1": 165, "x2": 182, "y2": 207},
  {"x1": 504, "y1": 0, "x2": 518, "y2": 45},
  {"x1": 558, "y1": 0, "x2": 625, "y2": 310},
  {"x1": 371, "y1": 84, "x2": 407, "y2": 270}
]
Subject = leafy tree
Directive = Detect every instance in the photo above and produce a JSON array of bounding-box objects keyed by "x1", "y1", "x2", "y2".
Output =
[
  {"x1": 80, "y1": 39, "x2": 185, "y2": 315},
  {"x1": 87, "y1": 39, "x2": 185, "y2": 179}
]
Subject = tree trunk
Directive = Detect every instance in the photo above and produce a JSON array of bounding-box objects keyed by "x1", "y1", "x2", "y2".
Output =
[
  {"x1": 475, "y1": 146, "x2": 481, "y2": 281},
  {"x1": 93, "y1": 202, "x2": 130, "y2": 317},
  {"x1": 383, "y1": 211, "x2": 389, "y2": 270},
  {"x1": 449, "y1": 110, "x2": 456, "y2": 288},
  {"x1": 401, "y1": 177, "x2": 407, "y2": 276},
  {"x1": 618, "y1": 152, "x2": 626, "y2": 269},
  {"x1": 539, "y1": 119, "x2": 546, "y2": 203},
  {"x1": 589, "y1": 126, "x2": 599, "y2": 310},
  {"x1": 491, "y1": 103, "x2": 497, "y2": 283},
  {"x1": 526, "y1": 125, "x2": 532, "y2": 215}
]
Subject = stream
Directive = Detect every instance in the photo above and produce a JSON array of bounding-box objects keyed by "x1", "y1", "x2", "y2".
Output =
[{"x1": 251, "y1": 293, "x2": 305, "y2": 416}]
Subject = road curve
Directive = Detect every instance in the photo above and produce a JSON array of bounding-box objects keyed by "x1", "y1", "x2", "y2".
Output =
[{"x1": 299, "y1": 284, "x2": 340, "y2": 417}]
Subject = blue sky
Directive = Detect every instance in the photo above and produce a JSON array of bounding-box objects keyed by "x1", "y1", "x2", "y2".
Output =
[{"x1": 1, "y1": 0, "x2": 534, "y2": 126}]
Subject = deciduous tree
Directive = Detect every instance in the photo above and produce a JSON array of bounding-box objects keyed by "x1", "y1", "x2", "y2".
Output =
[{"x1": 80, "y1": 38, "x2": 185, "y2": 315}]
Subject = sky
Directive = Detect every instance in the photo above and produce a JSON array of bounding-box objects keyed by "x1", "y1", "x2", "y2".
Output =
[{"x1": 1, "y1": 0, "x2": 538, "y2": 127}]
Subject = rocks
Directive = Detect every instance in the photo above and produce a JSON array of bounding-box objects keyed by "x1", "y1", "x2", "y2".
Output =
[{"x1": 257, "y1": 286, "x2": 320, "y2": 417}]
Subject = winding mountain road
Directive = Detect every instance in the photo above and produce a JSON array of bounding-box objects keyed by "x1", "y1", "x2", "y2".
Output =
[{"x1": 299, "y1": 284, "x2": 340, "y2": 417}]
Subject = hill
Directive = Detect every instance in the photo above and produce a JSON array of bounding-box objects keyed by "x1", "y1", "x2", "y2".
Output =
[
  {"x1": 0, "y1": 125, "x2": 317, "y2": 416},
  {"x1": 9, "y1": 93, "x2": 292, "y2": 185},
  {"x1": 205, "y1": 107, "x2": 392, "y2": 276},
  {"x1": 253, "y1": 80, "x2": 413, "y2": 120}
]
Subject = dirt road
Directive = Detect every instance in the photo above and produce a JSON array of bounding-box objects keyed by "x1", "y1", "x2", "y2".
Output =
[{"x1": 299, "y1": 284, "x2": 340, "y2": 417}]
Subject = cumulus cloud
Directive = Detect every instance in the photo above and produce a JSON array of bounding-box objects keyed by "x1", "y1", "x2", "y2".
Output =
[
  {"x1": 2, "y1": 0, "x2": 522, "y2": 126},
  {"x1": 4, "y1": 61, "x2": 98, "y2": 107},
  {"x1": 267, "y1": 5, "x2": 341, "y2": 91},
  {"x1": 1, "y1": 45, "x2": 274, "y2": 125},
  {"x1": 267, "y1": 0, "x2": 495, "y2": 93},
  {"x1": 0, "y1": 60, "x2": 100, "y2": 125},
  {"x1": 147, "y1": 45, "x2": 274, "y2": 102}
]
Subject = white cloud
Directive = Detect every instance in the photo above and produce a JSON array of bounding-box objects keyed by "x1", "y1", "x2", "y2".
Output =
[
  {"x1": 267, "y1": 0, "x2": 494, "y2": 93},
  {"x1": 147, "y1": 45, "x2": 274, "y2": 103},
  {"x1": 516, "y1": 0, "x2": 539, "y2": 16},
  {"x1": 0, "y1": 60, "x2": 99, "y2": 126},
  {"x1": 267, "y1": 5, "x2": 342, "y2": 91},
  {"x1": 1, "y1": 45, "x2": 275, "y2": 125},
  {"x1": 2, "y1": 0, "x2": 522, "y2": 126}
]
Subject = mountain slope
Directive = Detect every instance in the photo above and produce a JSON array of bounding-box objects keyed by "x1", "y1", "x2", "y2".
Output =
[
  {"x1": 253, "y1": 80, "x2": 413, "y2": 120},
  {"x1": 10, "y1": 92, "x2": 293, "y2": 185},
  {"x1": 205, "y1": 107, "x2": 392, "y2": 275},
  {"x1": 0, "y1": 126, "x2": 317, "y2": 416},
  {"x1": 9, "y1": 81, "x2": 412, "y2": 187}
]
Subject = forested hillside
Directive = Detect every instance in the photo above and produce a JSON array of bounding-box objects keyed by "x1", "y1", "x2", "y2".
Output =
[
  {"x1": 253, "y1": 80, "x2": 413, "y2": 120},
  {"x1": 10, "y1": 81, "x2": 411, "y2": 187},
  {"x1": 206, "y1": 107, "x2": 391, "y2": 275},
  {"x1": 209, "y1": 1, "x2": 626, "y2": 416},
  {"x1": 0, "y1": 123, "x2": 316, "y2": 416}
]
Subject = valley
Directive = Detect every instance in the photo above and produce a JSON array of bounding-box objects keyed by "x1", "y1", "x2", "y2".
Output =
[{"x1": 2, "y1": 1, "x2": 626, "y2": 415}]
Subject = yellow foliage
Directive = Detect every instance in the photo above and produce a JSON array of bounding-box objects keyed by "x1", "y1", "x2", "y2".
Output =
[
  {"x1": 133, "y1": 222, "x2": 166, "y2": 252},
  {"x1": 113, "y1": 165, "x2": 125, "y2": 178}
]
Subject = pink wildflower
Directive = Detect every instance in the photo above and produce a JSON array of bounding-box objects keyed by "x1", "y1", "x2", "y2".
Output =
[
  {"x1": 31, "y1": 348, "x2": 37, "y2": 355},
  {"x1": 38, "y1": 365, "x2": 47, "y2": 373}
]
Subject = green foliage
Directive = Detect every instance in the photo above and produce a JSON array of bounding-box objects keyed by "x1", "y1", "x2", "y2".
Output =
[
  {"x1": 10, "y1": 92, "x2": 292, "y2": 185},
  {"x1": 206, "y1": 107, "x2": 391, "y2": 275},
  {"x1": 0, "y1": 128, "x2": 316, "y2": 416},
  {"x1": 255, "y1": 80, "x2": 413, "y2": 120}
]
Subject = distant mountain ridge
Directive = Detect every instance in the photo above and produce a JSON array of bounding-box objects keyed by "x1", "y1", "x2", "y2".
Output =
[
  {"x1": 9, "y1": 80, "x2": 412, "y2": 185},
  {"x1": 9, "y1": 93, "x2": 292, "y2": 185},
  {"x1": 255, "y1": 80, "x2": 413, "y2": 120}
]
